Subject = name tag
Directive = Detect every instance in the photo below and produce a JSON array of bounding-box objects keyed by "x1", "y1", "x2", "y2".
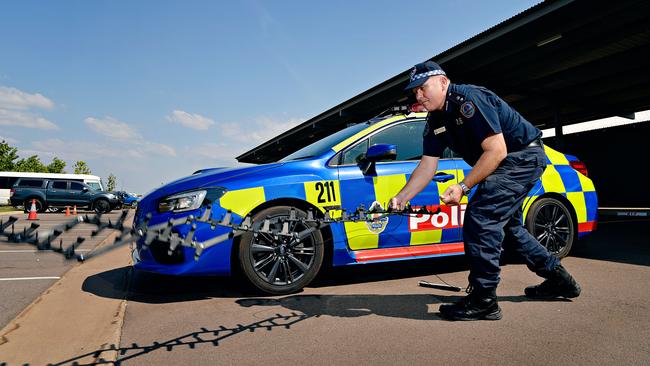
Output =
[{"x1": 434, "y1": 126, "x2": 446, "y2": 135}]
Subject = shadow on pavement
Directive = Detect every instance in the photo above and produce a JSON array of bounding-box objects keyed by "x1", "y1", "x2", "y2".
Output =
[
  {"x1": 237, "y1": 292, "x2": 571, "y2": 321},
  {"x1": 571, "y1": 220, "x2": 650, "y2": 267},
  {"x1": 82, "y1": 255, "x2": 472, "y2": 304},
  {"x1": 82, "y1": 266, "x2": 252, "y2": 303},
  {"x1": 48, "y1": 311, "x2": 314, "y2": 365}
]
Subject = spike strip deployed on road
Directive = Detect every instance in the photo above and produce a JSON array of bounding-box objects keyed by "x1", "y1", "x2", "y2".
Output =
[{"x1": 0, "y1": 203, "x2": 442, "y2": 262}]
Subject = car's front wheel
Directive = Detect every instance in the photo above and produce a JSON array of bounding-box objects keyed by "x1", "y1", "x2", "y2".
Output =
[
  {"x1": 93, "y1": 199, "x2": 111, "y2": 214},
  {"x1": 525, "y1": 197, "x2": 576, "y2": 258},
  {"x1": 237, "y1": 206, "x2": 324, "y2": 295}
]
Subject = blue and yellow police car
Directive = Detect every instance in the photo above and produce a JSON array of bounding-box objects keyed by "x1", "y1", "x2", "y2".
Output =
[{"x1": 133, "y1": 112, "x2": 597, "y2": 294}]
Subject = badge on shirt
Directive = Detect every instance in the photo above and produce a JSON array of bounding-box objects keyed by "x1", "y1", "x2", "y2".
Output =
[
  {"x1": 434, "y1": 126, "x2": 446, "y2": 135},
  {"x1": 460, "y1": 101, "x2": 476, "y2": 118}
]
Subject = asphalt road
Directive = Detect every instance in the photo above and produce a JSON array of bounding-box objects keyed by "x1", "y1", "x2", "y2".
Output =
[
  {"x1": 0, "y1": 211, "x2": 129, "y2": 330},
  {"x1": 58, "y1": 219, "x2": 649, "y2": 366}
]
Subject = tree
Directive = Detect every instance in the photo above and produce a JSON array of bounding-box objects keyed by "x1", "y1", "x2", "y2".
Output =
[
  {"x1": 0, "y1": 140, "x2": 19, "y2": 171},
  {"x1": 47, "y1": 157, "x2": 66, "y2": 173},
  {"x1": 14, "y1": 155, "x2": 47, "y2": 172},
  {"x1": 107, "y1": 173, "x2": 117, "y2": 191},
  {"x1": 73, "y1": 161, "x2": 92, "y2": 174}
]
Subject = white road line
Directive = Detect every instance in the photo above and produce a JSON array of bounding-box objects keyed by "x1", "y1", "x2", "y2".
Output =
[
  {"x1": 0, "y1": 249, "x2": 92, "y2": 253},
  {"x1": 0, "y1": 276, "x2": 61, "y2": 281}
]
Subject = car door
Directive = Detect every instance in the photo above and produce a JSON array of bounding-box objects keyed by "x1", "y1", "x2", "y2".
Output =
[
  {"x1": 47, "y1": 181, "x2": 69, "y2": 206},
  {"x1": 68, "y1": 181, "x2": 91, "y2": 206},
  {"x1": 335, "y1": 119, "x2": 462, "y2": 254}
]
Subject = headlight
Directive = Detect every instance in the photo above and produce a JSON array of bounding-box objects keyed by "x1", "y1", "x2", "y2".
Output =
[{"x1": 158, "y1": 187, "x2": 226, "y2": 213}]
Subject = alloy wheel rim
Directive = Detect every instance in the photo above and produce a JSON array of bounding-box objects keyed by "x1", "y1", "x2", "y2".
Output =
[
  {"x1": 249, "y1": 215, "x2": 316, "y2": 286},
  {"x1": 533, "y1": 203, "x2": 571, "y2": 255}
]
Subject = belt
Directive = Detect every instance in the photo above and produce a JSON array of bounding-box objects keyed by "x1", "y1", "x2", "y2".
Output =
[{"x1": 526, "y1": 138, "x2": 543, "y2": 148}]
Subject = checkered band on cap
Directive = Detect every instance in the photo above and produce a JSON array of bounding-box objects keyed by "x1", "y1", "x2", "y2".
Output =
[{"x1": 411, "y1": 69, "x2": 446, "y2": 82}]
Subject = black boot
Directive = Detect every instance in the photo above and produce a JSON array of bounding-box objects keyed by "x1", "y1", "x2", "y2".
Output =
[
  {"x1": 439, "y1": 287, "x2": 502, "y2": 321},
  {"x1": 525, "y1": 264, "x2": 581, "y2": 299}
]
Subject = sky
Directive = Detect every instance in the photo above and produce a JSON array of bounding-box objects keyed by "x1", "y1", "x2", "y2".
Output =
[{"x1": 0, "y1": 0, "x2": 539, "y2": 193}]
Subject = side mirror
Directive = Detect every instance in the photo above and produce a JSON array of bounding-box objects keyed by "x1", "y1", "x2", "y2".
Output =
[
  {"x1": 82, "y1": 187, "x2": 89, "y2": 192},
  {"x1": 359, "y1": 144, "x2": 397, "y2": 175}
]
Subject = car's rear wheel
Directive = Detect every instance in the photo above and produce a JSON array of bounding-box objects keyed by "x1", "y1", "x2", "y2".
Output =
[
  {"x1": 238, "y1": 206, "x2": 324, "y2": 295},
  {"x1": 93, "y1": 199, "x2": 111, "y2": 214},
  {"x1": 23, "y1": 198, "x2": 45, "y2": 213},
  {"x1": 525, "y1": 197, "x2": 575, "y2": 258}
]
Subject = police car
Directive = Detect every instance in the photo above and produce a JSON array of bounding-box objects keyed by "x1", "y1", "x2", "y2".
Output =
[{"x1": 133, "y1": 112, "x2": 597, "y2": 294}]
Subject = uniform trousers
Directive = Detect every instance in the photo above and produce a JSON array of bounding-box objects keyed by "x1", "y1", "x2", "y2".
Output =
[{"x1": 463, "y1": 144, "x2": 560, "y2": 289}]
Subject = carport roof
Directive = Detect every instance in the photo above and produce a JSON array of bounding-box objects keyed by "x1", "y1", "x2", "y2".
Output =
[{"x1": 237, "y1": 0, "x2": 650, "y2": 164}]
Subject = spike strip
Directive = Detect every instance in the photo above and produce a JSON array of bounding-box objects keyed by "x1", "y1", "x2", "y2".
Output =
[{"x1": 0, "y1": 204, "x2": 443, "y2": 262}]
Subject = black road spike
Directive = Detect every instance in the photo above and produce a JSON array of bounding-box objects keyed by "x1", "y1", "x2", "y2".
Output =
[{"x1": 0, "y1": 216, "x2": 18, "y2": 233}]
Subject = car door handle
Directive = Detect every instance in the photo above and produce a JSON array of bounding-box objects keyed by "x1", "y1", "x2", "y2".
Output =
[{"x1": 432, "y1": 173, "x2": 455, "y2": 182}]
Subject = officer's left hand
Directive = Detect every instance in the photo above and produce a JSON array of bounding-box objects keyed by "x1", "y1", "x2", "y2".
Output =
[{"x1": 441, "y1": 184, "x2": 463, "y2": 205}]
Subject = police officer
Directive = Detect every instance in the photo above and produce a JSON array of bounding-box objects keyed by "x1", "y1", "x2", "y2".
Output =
[{"x1": 389, "y1": 61, "x2": 581, "y2": 321}]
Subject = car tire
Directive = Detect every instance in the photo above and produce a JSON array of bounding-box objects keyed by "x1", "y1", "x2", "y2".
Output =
[
  {"x1": 238, "y1": 206, "x2": 324, "y2": 295},
  {"x1": 23, "y1": 198, "x2": 45, "y2": 213},
  {"x1": 93, "y1": 199, "x2": 111, "y2": 214},
  {"x1": 525, "y1": 197, "x2": 576, "y2": 259}
]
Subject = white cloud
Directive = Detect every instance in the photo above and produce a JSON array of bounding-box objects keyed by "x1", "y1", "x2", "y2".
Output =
[
  {"x1": 167, "y1": 110, "x2": 215, "y2": 130},
  {"x1": 216, "y1": 116, "x2": 303, "y2": 145},
  {"x1": 24, "y1": 138, "x2": 176, "y2": 161},
  {"x1": 0, "y1": 86, "x2": 54, "y2": 110},
  {"x1": 0, "y1": 86, "x2": 58, "y2": 130},
  {"x1": 84, "y1": 116, "x2": 142, "y2": 140},
  {"x1": 0, "y1": 108, "x2": 58, "y2": 130},
  {"x1": 139, "y1": 142, "x2": 177, "y2": 157},
  {"x1": 0, "y1": 135, "x2": 19, "y2": 144},
  {"x1": 192, "y1": 143, "x2": 239, "y2": 164}
]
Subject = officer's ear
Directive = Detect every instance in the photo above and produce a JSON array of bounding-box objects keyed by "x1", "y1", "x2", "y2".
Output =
[{"x1": 439, "y1": 76, "x2": 449, "y2": 90}]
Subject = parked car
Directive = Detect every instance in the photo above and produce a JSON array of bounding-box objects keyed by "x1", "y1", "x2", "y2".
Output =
[
  {"x1": 112, "y1": 191, "x2": 140, "y2": 209},
  {"x1": 10, "y1": 178, "x2": 120, "y2": 214},
  {"x1": 0, "y1": 172, "x2": 104, "y2": 206},
  {"x1": 132, "y1": 112, "x2": 597, "y2": 295}
]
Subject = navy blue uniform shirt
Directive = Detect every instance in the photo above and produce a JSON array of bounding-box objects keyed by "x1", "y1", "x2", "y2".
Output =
[{"x1": 422, "y1": 83, "x2": 542, "y2": 166}]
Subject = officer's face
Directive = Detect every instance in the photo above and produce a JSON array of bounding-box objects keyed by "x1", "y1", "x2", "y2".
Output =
[{"x1": 413, "y1": 76, "x2": 446, "y2": 111}]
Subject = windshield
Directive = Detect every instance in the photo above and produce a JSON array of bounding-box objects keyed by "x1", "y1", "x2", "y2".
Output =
[{"x1": 280, "y1": 123, "x2": 369, "y2": 162}]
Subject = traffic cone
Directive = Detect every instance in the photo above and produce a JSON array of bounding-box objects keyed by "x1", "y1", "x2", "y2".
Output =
[
  {"x1": 65, "y1": 206, "x2": 71, "y2": 216},
  {"x1": 27, "y1": 199, "x2": 38, "y2": 220},
  {"x1": 73, "y1": 205, "x2": 78, "y2": 215}
]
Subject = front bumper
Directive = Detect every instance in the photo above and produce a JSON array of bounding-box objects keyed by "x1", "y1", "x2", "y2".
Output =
[{"x1": 132, "y1": 204, "x2": 238, "y2": 276}]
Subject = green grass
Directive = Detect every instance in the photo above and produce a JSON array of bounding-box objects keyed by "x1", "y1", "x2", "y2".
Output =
[{"x1": 0, "y1": 206, "x2": 20, "y2": 213}]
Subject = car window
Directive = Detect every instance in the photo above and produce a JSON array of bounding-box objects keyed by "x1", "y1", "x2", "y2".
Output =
[
  {"x1": 0, "y1": 177, "x2": 18, "y2": 189},
  {"x1": 16, "y1": 179, "x2": 44, "y2": 188},
  {"x1": 52, "y1": 181, "x2": 67, "y2": 190},
  {"x1": 87, "y1": 182, "x2": 101, "y2": 190},
  {"x1": 341, "y1": 139, "x2": 369, "y2": 165},
  {"x1": 70, "y1": 182, "x2": 85, "y2": 191},
  {"x1": 368, "y1": 120, "x2": 426, "y2": 161},
  {"x1": 280, "y1": 123, "x2": 370, "y2": 162}
]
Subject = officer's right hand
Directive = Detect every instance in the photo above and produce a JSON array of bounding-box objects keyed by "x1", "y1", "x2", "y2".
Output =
[{"x1": 389, "y1": 196, "x2": 406, "y2": 211}]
